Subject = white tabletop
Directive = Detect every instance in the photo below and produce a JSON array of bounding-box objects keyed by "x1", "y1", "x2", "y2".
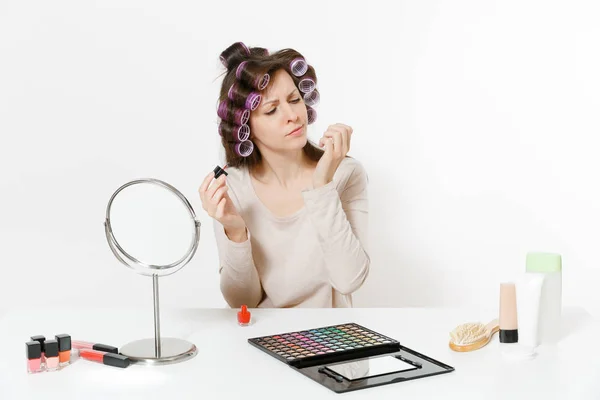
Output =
[{"x1": 1, "y1": 306, "x2": 598, "y2": 399}]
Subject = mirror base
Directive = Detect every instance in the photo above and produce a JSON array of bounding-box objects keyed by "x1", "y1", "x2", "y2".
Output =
[{"x1": 120, "y1": 337, "x2": 197, "y2": 366}]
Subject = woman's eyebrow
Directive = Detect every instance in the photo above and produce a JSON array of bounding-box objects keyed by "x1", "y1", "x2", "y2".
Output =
[{"x1": 262, "y1": 89, "x2": 298, "y2": 106}]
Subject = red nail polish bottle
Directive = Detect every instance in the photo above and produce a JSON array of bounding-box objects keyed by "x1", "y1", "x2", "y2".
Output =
[{"x1": 238, "y1": 305, "x2": 251, "y2": 326}]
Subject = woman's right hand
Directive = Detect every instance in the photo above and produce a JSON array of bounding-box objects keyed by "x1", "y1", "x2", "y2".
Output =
[{"x1": 198, "y1": 169, "x2": 247, "y2": 241}]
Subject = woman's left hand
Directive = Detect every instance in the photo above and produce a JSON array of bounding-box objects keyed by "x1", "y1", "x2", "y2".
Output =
[{"x1": 313, "y1": 123, "x2": 353, "y2": 188}]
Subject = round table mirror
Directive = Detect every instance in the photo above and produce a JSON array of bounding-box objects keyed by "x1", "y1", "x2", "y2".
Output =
[{"x1": 104, "y1": 178, "x2": 201, "y2": 365}]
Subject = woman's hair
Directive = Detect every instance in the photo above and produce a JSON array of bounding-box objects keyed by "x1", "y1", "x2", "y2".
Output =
[{"x1": 216, "y1": 42, "x2": 324, "y2": 170}]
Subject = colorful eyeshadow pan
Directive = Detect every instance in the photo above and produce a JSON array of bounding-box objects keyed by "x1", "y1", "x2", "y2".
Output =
[{"x1": 248, "y1": 323, "x2": 400, "y2": 368}]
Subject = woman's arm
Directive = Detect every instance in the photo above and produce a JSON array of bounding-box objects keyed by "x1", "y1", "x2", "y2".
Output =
[
  {"x1": 302, "y1": 161, "x2": 370, "y2": 295},
  {"x1": 214, "y1": 220, "x2": 263, "y2": 308}
]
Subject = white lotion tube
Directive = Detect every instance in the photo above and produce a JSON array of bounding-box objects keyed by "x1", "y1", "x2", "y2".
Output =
[
  {"x1": 503, "y1": 273, "x2": 545, "y2": 360},
  {"x1": 516, "y1": 273, "x2": 545, "y2": 348}
]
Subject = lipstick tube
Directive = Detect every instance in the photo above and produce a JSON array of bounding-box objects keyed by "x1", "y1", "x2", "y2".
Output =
[
  {"x1": 26, "y1": 341, "x2": 43, "y2": 374},
  {"x1": 72, "y1": 340, "x2": 118, "y2": 354},
  {"x1": 55, "y1": 334, "x2": 71, "y2": 366},
  {"x1": 78, "y1": 349, "x2": 130, "y2": 368}
]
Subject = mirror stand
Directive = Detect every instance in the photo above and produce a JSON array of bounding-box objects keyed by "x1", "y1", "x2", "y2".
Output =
[{"x1": 118, "y1": 274, "x2": 197, "y2": 365}]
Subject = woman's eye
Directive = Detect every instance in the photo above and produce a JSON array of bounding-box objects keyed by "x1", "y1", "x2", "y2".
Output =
[{"x1": 266, "y1": 99, "x2": 302, "y2": 115}]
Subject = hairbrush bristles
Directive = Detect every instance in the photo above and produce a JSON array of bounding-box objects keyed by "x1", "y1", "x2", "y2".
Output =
[{"x1": 449, "y1": 322, "x2": 487, "y2": 346}]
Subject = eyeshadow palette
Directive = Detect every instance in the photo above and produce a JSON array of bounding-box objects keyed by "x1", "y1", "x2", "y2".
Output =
[
  {"x1": 248, "y1": 323, "x2": 400, "y2": 368},
  {"x1": 247, "y1": 322, "x2": 455, "y2": 393}
]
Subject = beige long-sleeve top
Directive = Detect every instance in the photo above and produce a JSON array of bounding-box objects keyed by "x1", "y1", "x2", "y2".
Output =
[{"x1": 214, "y1": 157, "x2": 370, "y2": 308}]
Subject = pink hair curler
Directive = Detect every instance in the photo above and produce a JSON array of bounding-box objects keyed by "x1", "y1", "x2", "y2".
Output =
[
  {"x1": 307, "y1": 106, "x2": 317, "y2": 124},
  {"x1": 235, "y1": 140, "x2": 254, "y2": 157},
  {"x1": 303, "y1": 90, "x2": 319, "y2": 107},
  {"x1": 290, "y1": 57, "x2": 308, "y2": 77},
  {"x1": 298, "y1": 77, "x2": 316, "y2": 93}
]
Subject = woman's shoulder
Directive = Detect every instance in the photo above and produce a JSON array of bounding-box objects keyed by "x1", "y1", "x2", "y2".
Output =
[{"x1": 222, "y1": 164, "x2": 247, "y2": 185}]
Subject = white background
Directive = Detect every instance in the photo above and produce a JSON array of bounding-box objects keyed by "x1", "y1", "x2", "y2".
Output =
[{"x1": 1, "y1": 0, "x2": 599, "y2": 316}]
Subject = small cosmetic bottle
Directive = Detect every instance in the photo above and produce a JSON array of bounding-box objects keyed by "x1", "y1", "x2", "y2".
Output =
[
  {"x1": 55, "y1": 334, "x2": 71, "y2": 367},
  {"x1": 26, "y1": 341, "x2": 43, "y2": 374},
  {"x1": 44, "y1": 340, "x2": 60, "y2": 371},
  {"x1": 237, "y1": 305, "x2": 251, "y2": 326},
  {"x1": 499, "y1": 282, "x2": 519, "y2": 343},
  {"x1": 30, "y1": 335, "x2": 46, "y2": 365}
]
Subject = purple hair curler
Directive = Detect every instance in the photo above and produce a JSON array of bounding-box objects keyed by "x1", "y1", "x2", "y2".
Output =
[
  {"x1": 219, "y1": 123, "x2": 250, "y2": 141},
  {"x1": 236, "y1": 61, "x2": 248, "y2": 79},
  {"x1": 298, "y1": 77, "x2": 316, "y2": 94},
  {"x1": 240, "y1": 42, "x2": 250, "y2": 55},
  {"x1": 235, "y1": 124, "x2": 250, "y2": 141},
  {"x1": 246, "y1": 92, "x2": 261, "y2": 110},
  {"x1": 227, "y1": 83, "x2": 237, "y2": 100},
  {"x1": 257, "y1": 73, "x2": 270, "y2": 90},
  {"x1": 307, "y1": 106, "x2": 317, "y2": 124},
  {"x1": 236, "y1": 61, "x2": 270, "y2": 90},
  {"x1": 303, "y1": 90, "x2": 319, "y2": 107},
  {"x1": 290, "y1": 57, "x2": 308, "y2": 77},
  {"x1": 217, "y1": 100, "x2": 229, "y2": 120},
  {"x1": 235, "y1": 140, "x2": 254, "y2": 157},
  {"x1": 228, "y1": 83, "x2": 262, "y2": 111},
  {"x1": 234, "y1": 108, "x2": 250, "y2": 126}
]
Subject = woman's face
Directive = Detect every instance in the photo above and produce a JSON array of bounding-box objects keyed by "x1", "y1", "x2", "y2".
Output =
[{"x1": 249, "y1": 69, "x2": 308, "y2": 153}]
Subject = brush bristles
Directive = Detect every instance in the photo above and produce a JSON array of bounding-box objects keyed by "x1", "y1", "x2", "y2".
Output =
[{"x1": 449, "y1": 322, "x2": 487, "y2": 345}]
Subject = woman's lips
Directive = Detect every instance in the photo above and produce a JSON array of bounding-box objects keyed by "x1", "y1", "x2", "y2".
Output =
[{"x1": 287, "y1": 125, "x2": 303, "y2": 136}]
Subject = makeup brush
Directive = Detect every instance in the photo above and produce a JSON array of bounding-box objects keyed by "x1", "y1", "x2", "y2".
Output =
[{"x1": 449, "y1": 319, "x2": 499, "y2": 352}]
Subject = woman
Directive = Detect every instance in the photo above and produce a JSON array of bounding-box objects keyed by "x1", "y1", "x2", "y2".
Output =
[{"x1": 198, "y1": 42, "x2": 370, "y2": 308}]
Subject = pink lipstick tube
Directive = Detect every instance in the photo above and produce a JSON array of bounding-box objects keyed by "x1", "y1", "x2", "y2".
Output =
[{"x1": 72, "y1": 340, "x2": 118, "y2": 354}]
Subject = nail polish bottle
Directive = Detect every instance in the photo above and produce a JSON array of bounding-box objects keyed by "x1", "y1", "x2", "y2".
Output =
[
  {"x1": 44, "y1": 339, "x2": 59, "y2": 371},
  {"x1": 237, "y1": 304, "x2": 251, "y2": 326},
  {"x1": 26, "y1": 341, "x2": 43, "y2": 374},
  {"x1": 30, "y1": 335, "x2": 46, "y2": 365},
  {"x1": 55, "y1": 334, "x2": 71, "y2": 367}
]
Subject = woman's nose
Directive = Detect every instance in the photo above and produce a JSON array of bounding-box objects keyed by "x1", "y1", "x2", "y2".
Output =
[{"x1": 282, "y1": 103, "x2": 299, "y2": 122}]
